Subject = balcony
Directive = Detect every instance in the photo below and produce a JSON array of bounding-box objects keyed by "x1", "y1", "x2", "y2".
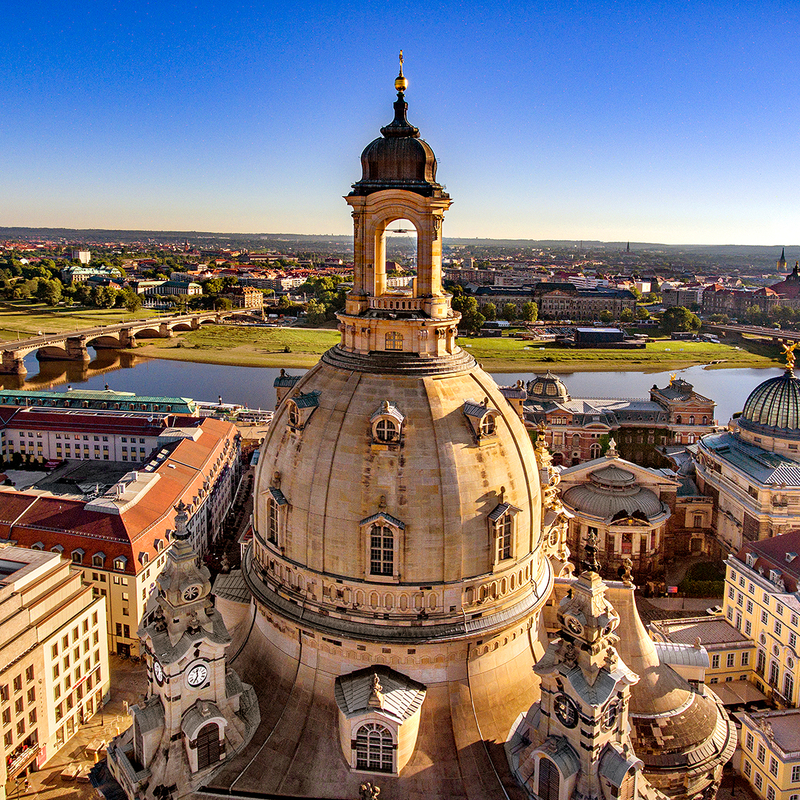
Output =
[{"x1": 7, "y1": 743, "x2": 40, "y2": 777}]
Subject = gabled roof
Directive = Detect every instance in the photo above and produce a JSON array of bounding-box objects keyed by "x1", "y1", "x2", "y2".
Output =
[{"x1": 334, "y1": 665, "x2": 426, "y2": 722}]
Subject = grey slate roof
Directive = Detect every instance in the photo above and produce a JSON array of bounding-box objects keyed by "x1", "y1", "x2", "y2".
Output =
[
  {"x1": 463, "y1": 400, "x2": 492, "y2": 419},
  {"x1": 268, "y1": 486, "x2": 288, "y2": 505},
  {"x1": 213, "y1": 570, "x2": 251, "y2": 605},
  {"x1": 334, "y1": 665, "x2": 426, "y2": 722},
  {"x1": 701, "y1": 431, "x2": 800, "y2": 485},
  {"x1": 293, "y1": 390, "x2": 320, "y2": 409},
  {"x1": 524, "y1": 396, "x2": 668, "y2": 427}
]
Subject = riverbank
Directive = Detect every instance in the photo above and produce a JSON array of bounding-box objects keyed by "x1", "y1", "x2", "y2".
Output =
[{"x1": 132, "y1": 324, "x2": 781, "y2": 372}]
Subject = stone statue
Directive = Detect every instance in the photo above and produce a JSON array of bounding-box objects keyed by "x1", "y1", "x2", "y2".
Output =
[{"x1": 359, "y1": 782, "x2": 381, "y2": 800}]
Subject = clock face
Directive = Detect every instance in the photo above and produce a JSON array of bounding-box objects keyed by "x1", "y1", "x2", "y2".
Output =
[
  {"x1": 153, "y1": 660, "x2": 164, "y2": 684},
  {"x1": 186, "y1": 662, "x2": 208, "y2": 688},
  {"x1": 553, "y1": 693, "x2": 579, "y2": 728},
  {"x1": 566, "y1": 616, "x2": 583, "y2": 636},
  {"x1": 183, "y1": 585, "x2": 200, "y2": 602}
]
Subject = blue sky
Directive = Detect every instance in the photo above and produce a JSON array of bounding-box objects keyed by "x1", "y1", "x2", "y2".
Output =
[{"x1": 1, "y1": 0, "x2": 799, "y2": 244}]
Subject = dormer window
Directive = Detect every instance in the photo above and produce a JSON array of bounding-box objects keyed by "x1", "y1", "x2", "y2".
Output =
[
  {"x1": 71, "y1": 548, "x2": 84, "y2": 564},
  {"x1": 31, "y1": 542, "x2": 44, "y2": 551},
  {"x1": 93, "y1": 552, "x2": 106, "y2": 567},
  {"x1": 463, "y1": 399, "x2": 500, "y2": 442},
  {"x1": 139, "y1": 552, "x2": 150, "y2": 566},
  {"x1": 786, "y1": 552, "x2": 797, "y2": 563},
  {"x1": 114, "y1": 556, "x2": 127, "y2": 572},
  {"x1": 361, "y1": 510, "x2": 404, "y2": 581},
  {"x1": 51, "y1": 544, "x2": 64, "y2": 554},
  {"x1": 488, "y1": 500, "x2": 521, "y2": 567},
  {"x1": 370, "y1": 401, "x2": 405, "y2": 445},
  {"x1": 266, "y1": 486, "x2": 288, "y2": 547},
  {"x1": 770, "y1": 569, "x2": 781, "y2": 585},
  {"x1": 746, "y1": 552, "x2": 756, "y2": 568},
  {"x1": 286, "y1": 391, "x2": 320, "y2": 431}
]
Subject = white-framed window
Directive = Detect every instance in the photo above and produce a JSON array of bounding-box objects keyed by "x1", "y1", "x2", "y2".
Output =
[
  {"x1": 370, "y1": 525, "x2": 394, "y2": 577},
  {"x1": 711, "y1": 654, "x2": 720, "y2": 669},
  {"x1": 792, "y1": 764, "x2": 800, "y2": 783},
  {"x1": 354, "y1": 723, "x2": 394, "y2": 773},
  {"x1": 361, "y1": 512, "x2": 403, "y2": 581},
  {"x1": 770, "y1": 757, "x2": 779, "y2": 777},
  {"x1": 489, "y1": 502, "x2": 520, "y2": 567},
  {"x1": 746, "y1": 732, "x2": 754, "y2": 751}
]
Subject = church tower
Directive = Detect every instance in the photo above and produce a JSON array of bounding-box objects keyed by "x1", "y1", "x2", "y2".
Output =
[
  {"x1": 507, "y1": 540, "x2": 656, "y2": 800},
  {"x1": 778, "y1": 247, "x2": 787, "y2": 272},
  {"x1": 339, "y1": 53, "x2": 461, "y2": 359},
  {"x1": 106, "y1": 504, "x2": 259, "y2": 800}
]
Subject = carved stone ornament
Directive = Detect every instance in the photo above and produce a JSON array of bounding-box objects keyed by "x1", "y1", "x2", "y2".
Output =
[{"x1": 359, "y1": 782, "x2": 381, "y2": 800}]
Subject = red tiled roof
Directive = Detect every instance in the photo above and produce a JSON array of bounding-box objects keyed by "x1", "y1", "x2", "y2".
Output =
[
  {"x1": 0, "y1": 418, "x2": 238, "y2": 574},
  {"x1": 736, "y1": 529, "x2": 800, "y2": 592}
]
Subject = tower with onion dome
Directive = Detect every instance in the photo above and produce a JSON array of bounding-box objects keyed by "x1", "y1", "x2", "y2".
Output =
[{"x1": 209, "y1": 58, "x2": 553, "y2": 799}]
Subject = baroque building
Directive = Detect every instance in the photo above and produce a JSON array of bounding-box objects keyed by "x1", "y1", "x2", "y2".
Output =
[
  {"x1": 105, "y1": 63, "x2": 737, "y2": 800},
  {"x1": 525, "y1": 373, "x2": 716, "y2": 468},
  {"x1": 694, "y1": 355, "x2": 800, "y2": 552}
]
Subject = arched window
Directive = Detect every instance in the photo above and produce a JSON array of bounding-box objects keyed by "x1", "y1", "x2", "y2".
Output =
[
  {"x1": 479, "y1": 415, "x2": 496, "y2": 437},
  {"x1": 196, "y1": 722, "x2": 221, "y2": 770},
  {"x1": 676, "y1": 415, "x2": 682, "y2": 424},
  {"x1": 370, "y1": 525, "x2": 394, "y2": 576},
  {"x1": 689, "y1": 415, "x2": 695, "y2": 425},
  {"x1": 375, "y1": 418, "x2": 398, "y2": 442},
  {"x1": 355, "y1": 723, "x2": 393, "y2": 772},
  {"x1": 571, "y1": 433, "x2": 580, "y2": 447},
  {"x1": 287, "y1": 402, "x2": 300, "y2": 428},
  {"x1": 538, "y1": 756, "x2": 560, "y2": 800},
  {"x1": 385, "y1": 332, "x2": 403, "y2": 351},
  {"x1": 590, "y1": 443, "x2": 601, "y2": 459},
  {"x1": 784, "y1": 672, "x2": 794, "y2": 702},
  {"x1": 702, "y1": 416, "x2": 708, "y2": 425}
]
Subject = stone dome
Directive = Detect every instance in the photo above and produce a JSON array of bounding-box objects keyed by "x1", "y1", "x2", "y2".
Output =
[
  {"x1": 561, "y1": 464, "x2": 664, "y2": 520},
  {"x1": 607, "y1": 584, "x2": 737, "y2": 798},
  {"x1": 249, "y1": 352, "x2": 549, "y2": 642},
  {"x1": 740, "y1": 369, "x2": 800, "y2": 438},
  {"x1": 349, "y1": 92, "x2": 444, "y2": 198},
  {"x1": 527, "y1": 372, "x2": 570, "y2": 403}
]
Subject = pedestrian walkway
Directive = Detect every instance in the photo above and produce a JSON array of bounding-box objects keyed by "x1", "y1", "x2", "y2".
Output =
[{"x1": 5, "y1": 655, "x2": 146, "y2": 800}]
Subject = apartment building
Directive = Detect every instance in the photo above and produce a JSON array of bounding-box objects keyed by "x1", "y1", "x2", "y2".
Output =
[
  {"x1": 737, "y1": 708, "x2": 800, "y2": 800},
  {"x1": 722, "y1": 530, "x2": 800, "y2": 708},
  {"x1": 0, "y1": 546, "x2": 109, "y2": 798},
  {"x1": 0, "y1": 417, "x2": 241, "y2": 657}
]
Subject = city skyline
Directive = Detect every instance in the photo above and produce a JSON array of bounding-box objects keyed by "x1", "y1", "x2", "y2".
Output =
[{"x1": 2, "y1": 0, "x2": 799, "y2": 245}]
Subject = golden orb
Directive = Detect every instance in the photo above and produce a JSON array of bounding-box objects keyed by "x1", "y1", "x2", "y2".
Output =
[{"x1": 395, "y1": 73, "x2": 408, "y2": 92}]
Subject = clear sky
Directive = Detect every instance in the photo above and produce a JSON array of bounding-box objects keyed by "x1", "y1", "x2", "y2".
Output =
[{"x1": 2, "y1": 0, "x2": 799, "y2": 245}]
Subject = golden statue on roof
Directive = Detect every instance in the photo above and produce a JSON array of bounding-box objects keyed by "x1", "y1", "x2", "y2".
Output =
[
  {"x1": 395, "y1": 50, "x2": 408, "y2": 92},
  {"x1": 782, "y1": 341, "x2": 799, "y2": 372}
]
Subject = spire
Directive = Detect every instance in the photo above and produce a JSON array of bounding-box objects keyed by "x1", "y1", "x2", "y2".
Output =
[{"x1": 381, "y1": 52, "x2": 419, "y2": 138}]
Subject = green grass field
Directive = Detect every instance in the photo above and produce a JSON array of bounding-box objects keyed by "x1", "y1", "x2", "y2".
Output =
[
  {"x1": 135, "y1": 325, "x2": 781, "y2": 371},
  {"x1": 0, "y1": 301, "x2": 782, "y2": 371},
  {"x1": 0, "y1": 301, "x2": 160, "y2": 341}
]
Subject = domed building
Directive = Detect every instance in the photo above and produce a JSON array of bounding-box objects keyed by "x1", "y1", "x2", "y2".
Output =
[
  {"x1": 557, "y1": 442, "x2": 679, "y2": 582},
  {"x1": 101, "y1": 62, "x2": 738, "y2": 800},
  {"x1": 204, "y1": 62, "x2": 555, "y2": 800},
  {"x1": 695, "y1": 354, "x2": 800, "y2": 551}
]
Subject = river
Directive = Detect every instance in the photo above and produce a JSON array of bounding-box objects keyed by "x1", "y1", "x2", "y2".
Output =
[{"x1": 0, "y1": 350, "x2": 780, "y2": 425}]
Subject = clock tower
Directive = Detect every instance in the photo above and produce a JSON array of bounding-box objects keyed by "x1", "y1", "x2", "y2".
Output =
[
  {"x1": 107, "y1": 503, "x2": 259, "y2": 800},
  {"x1": 506, "y1": 539, "x2": 662, "y2": 800}
]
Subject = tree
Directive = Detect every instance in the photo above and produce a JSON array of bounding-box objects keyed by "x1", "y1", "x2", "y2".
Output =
[
  {"x1": 122, "y1": 289, "x2": 142, "y2": 313},
  {"x1": 452, "y1": 295, "x2": 485, "y2": 334},
  {"x1": 619, "y1": 308, "x2": 634, "y2": 323},
  {"x1": 40, "y1": 279, "x2": 62, "y2": 306},
  {"x1": 305, "y1": 298, "x2": 327, "y2": 325},
  {"x1": 636, "y1": 305, "x2": 650, "y2": 321},
  {"x1": 483, "y1": 302, "x2": 497, "y2": 321},
  {"x1": 661, "y1": 306, "x2": 701, "y2": 333},
  {"x1": 599, "y1": 310, "x2": 613, "y2": 324},
  {"x1": 501, "y1": 302, "x2": 518, "y2": 322},
  {"x1": 520, "y1": 301, "x2": 538, "y2": 323}
]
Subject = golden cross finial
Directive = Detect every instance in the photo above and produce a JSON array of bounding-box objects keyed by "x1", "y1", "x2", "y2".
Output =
[
  {"x1": 669, "y1": 373, "x2": 676, "y2": 385},
  {"x1": 395, "y1": 51, "x2": 408, "y2": 92},
  {"x1": 782, "y1": 341, "x2": 798, "y2": 372}
]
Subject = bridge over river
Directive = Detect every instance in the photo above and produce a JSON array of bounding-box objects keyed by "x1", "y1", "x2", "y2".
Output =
[{"x1": 0, "y1": 309, "x2": 258, "y2": 375}]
